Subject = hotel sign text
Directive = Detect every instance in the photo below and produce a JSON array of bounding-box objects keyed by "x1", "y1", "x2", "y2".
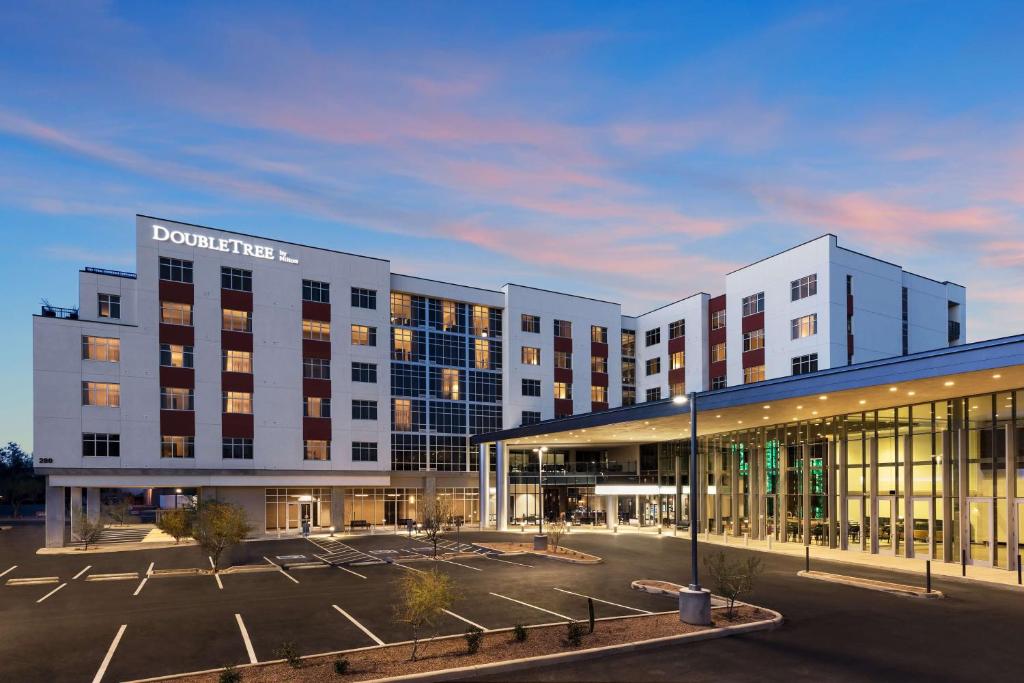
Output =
[{"x1": 152, "y1": 224, "x2": 298, "y2": 264}]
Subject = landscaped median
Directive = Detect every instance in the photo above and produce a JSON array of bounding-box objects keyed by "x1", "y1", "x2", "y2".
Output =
[
  {"x1": 474, "y1": 541, "x2": 602, "y2": 563},
  {"x1": 131, "y1": 606, "x2": 782, "y2": 683}
]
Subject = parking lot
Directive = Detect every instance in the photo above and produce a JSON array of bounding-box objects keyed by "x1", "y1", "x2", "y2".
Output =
[{"x1": 3, "y1": 523, "x2": 1024, "y2": 682}]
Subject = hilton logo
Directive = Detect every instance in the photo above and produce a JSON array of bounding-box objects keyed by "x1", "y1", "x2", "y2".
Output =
[{"x1": 152, "y1": 224, "x2": 299, "y2": 264}]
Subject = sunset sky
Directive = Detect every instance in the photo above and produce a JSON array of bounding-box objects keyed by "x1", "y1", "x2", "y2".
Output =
[{"x1": 3, "y1": 1, "x2": 1024, "y2": 449}]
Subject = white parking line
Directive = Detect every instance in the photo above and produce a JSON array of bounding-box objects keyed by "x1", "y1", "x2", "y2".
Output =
[
  {"x1": 132, "y1": 578, "x2": 148, "y2": 596},
  {"x1": 215, "y1": 573, "x2": 224, "y2": 590},
  {"x1": 235, "y1": 613, "x2": 258, "y2": 664},
  {"x1": 1, "y1": 565, "x2": 17, "y2": 578},
  {"x1": 443, "y1": 608, "x2": 488, "y2": 631},
  {"x1": 553, "y1": 587, "x2": 652, "y2": 614},
  {"x1": 145, "y1": 562, "x2": 155, "y2": 576},
  {"x1": 72, "y1": 565, "x2": 91, "y2": 580},
  {"x1": 333, "y1": 604, "x2": 385, "y2": 645},
  {"x1": 208, "y1": 556, "x2": 216, "y2": 569},
  {"x1": 335, "y1": 565, "x2": 367, "y2": 580},
  {"x1": 485, "y1": 555, "x2": 533, "y2": 567},
  {"x1": 489, "y1": 592, "x2": 572, "y2": 621},
  {"x1": 263, "y1": 556, "x2": 300, "y2": 584},
  {"x1": 407, "y1": 549, "x2": 482, "y2": 571},
  {"x1": 36, "y1": 582, "x2": 67, "y2": 603},
  {"x1": 91, "y1": 624, "x2": 127, "y2": 683},
  {"x1": 393, "y1": 563, "x2": 425, "y2": 574}
]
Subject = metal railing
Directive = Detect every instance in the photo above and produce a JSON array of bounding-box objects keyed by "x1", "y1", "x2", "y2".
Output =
[
  {"x1": 40, "y1": 305, "x2": 79, "y2": 319},
  {"x1": 84, "y1": 266, "x2": 137, "y2": 279},
  {"x1": 948, "y1": 320, "x2": 961, "y2": 343}
]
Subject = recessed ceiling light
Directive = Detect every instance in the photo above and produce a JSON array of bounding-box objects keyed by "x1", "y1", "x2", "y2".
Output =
[
  {"x1": 944, "y1": 381, "x2": 955, "y2": 387},
  {"x1": 889, "y1": 386, "x2": 898, "y2": 392},
  {"x1": 796, "y1": 405, "x2": 804, "y2": 410},
  {"x1": 812, "y1": 410, "x2": 819, "y2": 415},
  {"x1": 858, "y1": 399, "x2": 866, "y2": 405},
  {"x1": 715, "y1": 414, "x2": 721, "y2": 418},
  {"x1": 737, "y1": 420, "x2": 743, "y2": 424},
  {"x1": 762, "y1": 416, "x2": 769, "y2": 420},
  {"x1": 993, "y1": 374, "x2": 1002, "y2": 379},
  {"x1": 907, "y1": 391, "x2": 916, "y2": 396},
  {"x1": 819, "y1": 395, "x2": 828, "y2": 400},
  {"x1": 763, "y1": 405, "x2": 771, "y2": 409}
]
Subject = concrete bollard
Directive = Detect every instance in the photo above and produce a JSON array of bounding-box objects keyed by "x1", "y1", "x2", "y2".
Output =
[{"x1": 744, "y1": 532, "x2": 749, "y2": 547}]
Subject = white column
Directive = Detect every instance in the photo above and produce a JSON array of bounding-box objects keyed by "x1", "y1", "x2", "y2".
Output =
[
  {"x1": 941, "y1": 430, "x2": 953, "y2": 562},
  {"x1": 903, "y1": 433, "x2": 914, "y2": 558},
  {"x1": 802, "y1": 444, "x2": 811, "y2": 546},
  {"x1": 45, "y1": 485, "x2": 65, "y2": 548},
  {"x1": 827, "y1": 440, "x2": 837, "y2": 549},
  {"x1": 478, "y1": 443, "x2": 490, "y2": 530},
  {"x1": 605, "y1": 495, "x2": 616, "y2": 529},
  {"x1": 1006, "y1": 425, "x2": 1017, "y2": 572},
  {"x1": 86, "y1": 488, "x2": 101, "y2": 524},
  {"x1": 69, "y1": 486, "x2": 83, "y2": 540},
  {"x1": 869, "y1": 437, "x2": 879, "y2": 554},
  {"x1": 495, "y1": 441, "x2": 508, "y2": 531}
]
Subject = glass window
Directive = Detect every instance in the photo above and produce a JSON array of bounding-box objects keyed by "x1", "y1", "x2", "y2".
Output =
[
  {"x1": 555, "y1": 351, "x2": 572, "y2": 370},
  {"x1": 439, "y1": 368, "x2": 461, "y2": 400},
  {"x1": 645, "y1": 357, "x2": 661, "y2": 375},
  {"x1": 791, "y1": 313, "x2": 818, "y2": 339},
  {"x1": 554, "y1": 319, "x2": 572, "y2": 338},
  {"x1": 711, "y1": 342, "x2": 727, "y2": 363},
  {"x1": 670, "y1": 350, "x2": 684, "y2": 370},
  {"x1": 82, "y1": 433, "x2": 119, "y2": 457},
  {"x1": 352, "y1": 441, "x2": 377, "y2": 462},
  {"x1": 522, "y1": 378, "x2": 541, "y2": 396},
  {"x1": 221, "y1": 267, "x2": 252, "y2": 292},
  {"x1": 392, "y1": 328, "x2": 413, "y2": 360},
  {"x1": 351, "y1": 287, "x2": 377, "y2": 310},
  {"x1": 352, "y1": 400, "x2": 378, "y2": 420},
  {"x1": 521, "y1": 347, "x2": 540, "y2": 365},
  {"x1": 82, "y1": 381, "x2": 120, "y2": 407},
  {"x1": 393, "y1": 399, "x2": 414, "y2": 431},
  {"x1": 645, "y1": 328, "x2": 661, "y2": 346},
  {"x1": 792, "y1": 353, "x2": 818, "y2": 375},
  {"x1": 741, "y1": 292, "x2": 764, "y2": 317},
  {"x1": 670, "y1": 381, "x2": 685, "y2": 397},
  {"x1": 521, "y1": 314, "x2": 540, "y2": 333},
  {"x1": 351, "y1": 324, "x2": 376, "y2": 346},
  {"x1": 710, "y1": 309, "x2": 726, "y2": 330},
  {"x1": 160, "y1": 301, "x2": 192, "y2": 326},
  {"x1": 591, "y1": 355, "x2": 608, "y2": 373},
  {"x1": 591, "y1": 326, "x2": 608, "y2": 344},
  {"x1": 161, "y1": 435, "x2": 194, "y2": 458},
  {"x1": 97, "y1": 293, "x2": 121, "y2": 319},
  {"x1": 223, "y1": 391, "x2": 252, "y2": 414},
  {"x1": 622, "y1": 358, "x2": 635, "y2": 386},
  {"x1": 621, "y1": 330, "x2": 636, "y2": 357},
  {"x1": 222, "y1": 349, "x2": 252, "y2": 373},
  {"x1": 82, "y1": 335, "x2": 120, "y2": 362},
  {"x1": 743, "y1": 365, "x2": 765, "y2": 384},
  {"x1": 351, "y1": 362, "x2": 376, "y2": 383},
  {"x1": 471, "y1": 305, "x2": 490, "y2": 337},
  {"x1": 160, "y1": 387, "x2": 194, "y2": 410},
  {"x1": 554, "y1": 382, "x2": 571, "y2": 400},
  {"x1": 304, "y1": 396, "x2": 331, "y2": 418},
  {"x1": 222, "y1": 437, "x2": 253, "y2": 459},
  {"x1": 474, "y1": 339, "x2": 491, "y2": 370},
  {"x1": 521, "y1": 411, "x2": 541, "y2": 425},
  {"x1": 743, "y1": 328, "x2": 765, "y2": 352},
  {"x1": 390, "y1": 292, "x2": 412, "y2": 325},
  {"x1": 304, "y1": 440, "x2": 331, "y2": 461},
  {"x1": 161, "y1": 343, "x2": 193, "y2": 368},
  {"x1": 791, "y1": 274, "x2": 817, "y2": 301},
  {"x1": 646, "y1": 387, "x2": 662, "y2": 402},
  {"x1": 668, "y1": 319, "x2": 685, "y2": 339},
  {"x1": 222, "y1": 308, "x2": 252, "y2": 332},
  {"x1": 622, "y1": 388, "x2": 636, "y2": 406},
  {"x1": 303, "y1": 357, "x2": 330, "y2": 379},
  {"x1": 710, "y1": 375, "x2": 727, "y2": 390},
  {"x1": 159, "y1": 257, "x2": 192, "y2": 283},
  {"x1": 302, "y1": 280, "x2": 330, "y2": 303},
  {"x1": 302, "y1": 319, "x2": 331, "y2": 341},
  {"x1": 591, "y1": 385, "x2": 608, "y2": 403}
]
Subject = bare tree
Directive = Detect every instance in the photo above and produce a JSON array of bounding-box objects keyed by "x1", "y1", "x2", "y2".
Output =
[
  {"x1": 702, "y1": 551, "x2": 762, "y2": 619},
  {"x1": 420, "y1": 494, "x2": 454, "y2": 559},
  {"x1": 394, "y1": 568, "x2": 458, "y2": 661},
  {"x1": 75, "y1": 516, "x2": 106, "y2": 550},
  {"x1": 547, "y1": 519, "x2": 567, "y2": 554},
  {"x1": 104, "y1": 498, "x2": 134, "y2": 526},
  {"x1": 191, "y1": 501, "x2": 252, "y2": 572}
]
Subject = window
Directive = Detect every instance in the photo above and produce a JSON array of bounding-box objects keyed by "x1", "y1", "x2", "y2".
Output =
[
  {"x1": 82, "y1": 433, "x2": 119, "y2": 457},
  {"x1": 222, "y1": 437, "x2": 253, "y2": 459},
  {"x1": 555, "y1": 351, "x2": 572, "y2": 370},
  {"x1": 554, "y1": 319, "x2": 572, "y2": 338},
  {"x1": 439, "y1": 368, "x2": 461, "y2": 400},
  {"x1": 351, "y1": 362, "x2": 376, "y2": 383},
  {"x1": 743, "y1": 328, "x2": 765, "y2": 352},
  {"x1": 304, "y1": 440, "x2": 330, "y2": 461},
  {"x1": 474, "y1": 339, "x2": 491, "y2": 370},
  {"x1": 646, "y1": 387, "x2": 661, "y2": 402},
  {"x1": 522, "y1": 378, "x2": 541, "y2": 396},
  {"x1": 645, "y1": 328, "x2": 661, "y2": 346},
  {"x1": 223, "y1": 391, "x2": 252, "y2": 414},
  {"x1": 742, "y1": 292, "x2": 764, "y2": 317},
  {"x1": 622, "y1": 388, "x2": 636, "y2": 406},
  {"x1": 82, "y1": 336, "x2": 120, "y2": 362},
  {"x1": 304, "y1": 396, "x2": 331, "y2": 418},
  {"x1": 622, "y1": 359, "x2": 635, "y2": 386},
  {"x1": 390, "y1": 292, "x2": 412, "y2": 325},
  {"x1": 97, "y1": 293, "x2": 120, "y2": 319},
  {"x1": 222, "y1": 349, "x2": 252, "y2": 373},
  {"x1": 221, "y1": 267, "x2": 252, "y2": 292},
  {"x1": 591, "y1": 355, "x2": 608, "y2": 373},
  {"x1": 471, "y1": 305, "x2": 490, "y2": 337},
  {"x1": 670, "y1": 381, "x2": 685, "y2": 397},
  {"x1": 791, "y1": 313, "x2": 818, "y2": 339},
  {"x1": 302, "y1": 279, "x2": 330, "y2": 303},
  {"x1": 392, "y1": 328, "x2": 413, "y2": 361},
  {"x1": 437, "y1": 300, "x2": 458, "y2": 332},
  {"x1": 161, "y1": 435, "x2": 194, "y2": 458},
  {"x1": 670, "y1": 350, "x2": 684, "y2": 370},
  {"x1": 222, "y1": 308, "x2": 252, "y2": 332},
  {"x1": 351, "y1": 324, "x2": 376, "y2": 346},
  {"x1": 710, "y1": 309, "x2": 726, "y2": 330},
  {"x1": 351, "y1": 287, "x2": 377, "y2": 310},
  {"x1": 791, "y1": 274, "x2": 817, "y2": 301},
  {"x1": 161, "y1": 343, "x2": 193, "y2": 368},
  {"x1": 743, "y1": 365, "x2": 765, "y2": 384},
  {"x1": 393, "y1": 399, "x2": 414, "y2": 431},
  {"x1": 521, "y1": 410, "x2": 541, "y2": 426},
  {"x1": 82, "y1": 382, "x2": 119, "y2": 407},
  {"x1": 521, "y1": 346, "x2": 540, "y2": 365},
  {"x1": 303, "y1": 357, "x2": 331, "y2": 380},
  {"x1": 710, "y1": 375, "x2": 727, "y2": 390},
  {"x1": 467, "y1": 371, "x2": 501, "y2": 403},
  {"x1": 160, "y1": 301, "x2": 192, "y2": 326},
  {"x1": 792, "y1": 353, "x2": 819, "y2": 375},
  {"x1": 352, "y1": 441, "x2": 378, "y2": 462},
  {"x1": 391, "y1": 363, "x2": 426, "y2": 397},
  {"x1": 591, "y1": 325, "x2": 607, "y2": 344},
  {"x1": 621, "y1": 330, "x2": 636, "y2": 357},
  {"x1": 160, "y1": 387, "x2": 194, "y2": 411},
  {"x1": 301, "y1": 319, "x2": 330, "y2": 341},
  {"x1": 352, "y1": 399, "x2": 377, "y2": 420},
  {"x1": 591, "y1": 385, "x2": 608, "y2": 403},
  {"x1": 159, "y1": 257, "x2": 192, "y2": 283},
  {"x1": 711, "y1": 342, "x2": 726, "y2": 363},
  {"x1": 645, "y1": 357, "x2": 661, "y2": 375},
  {"x1": 430, "y1": 401, "x2": 465, "y2": 434},
  {"x1": 554, "y1": 382, "x2": 571, "y2": 400},
  {"x1": 668, "y1": 319, "x2": 685, "y2": 339},
  {"x1": 521, "y1": 314, "x2": 540, "y2": 333}
]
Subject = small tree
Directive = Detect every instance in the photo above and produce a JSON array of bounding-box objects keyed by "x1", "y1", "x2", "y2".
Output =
[
  {"x1": 394, "y1": 568, "x2": 458, "y2": 661},
  {"x1": 157, "y1": 508, "x2": 193, "y2": 544},
  {"x1": 191, "y1": 501, "x2": 252, "y2": 572},
  {"x1": 547, "y1": 519, "x2": 567, "y2": 554},
  {"x1": 702, "y1": 551, "x2": 762, "y2": 618},
  {"x1": 75, "y1": 516, "x2": 106, "y2": 550},
  {"x1": 104, "y1": 498, "x2": 134, "y2": 526},
  {"x1": 420, "y1": 494, "x2": 454, "y2": 559}
]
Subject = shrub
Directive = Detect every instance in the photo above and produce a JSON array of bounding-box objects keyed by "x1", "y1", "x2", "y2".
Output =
[
  {"x1": 702, "y1": 551, "x2": 763, "y2": 619},
  {"x1": 157, "y1": 508, "x2": 193, "y2": 544},
  {"x1": 333, "y1": 658, "x2": 350, "y2": 675},
  {"x1": 273, "y1": 641, "x2": 302, "y2": 669},
  {"x1": 512, "y1": 623, "x2": 528, "y2": 643},
  {"x1": 464, "y1": 626, "x2": 483, "y2": 654},
  {"x1": 219, "y1": 666, "x2": 242, "y2": 683},
  {"x1": 564, "y1": 620, "x2": 585, "y2": 647},
  {"x1": 394, "y1": 568, "x2": 459, "y2": 661},
  {"x1": 191, "y1": 501, "x2": 252, "y2": 571}
]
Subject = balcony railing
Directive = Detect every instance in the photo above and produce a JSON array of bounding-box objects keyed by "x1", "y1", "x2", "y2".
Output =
[
  {"x1": 948, "y1": 320, "x2": 961, "y2": 343},
  {"x1": 40, "y1": 305, "x2": 79, "y2": 319},
  {"x1": 84, "y1": 266, "x2": 137, "y2": 279}
]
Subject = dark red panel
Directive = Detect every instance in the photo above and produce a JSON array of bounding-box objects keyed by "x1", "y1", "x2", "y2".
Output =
[
  {"x1": 303, "y1": 417, "x2": 332, "y2": 440},
  {"x1": 709, "y1": 360, "x2": 727, "y2": 381},
  {"x1": 848, "y1": 334, "x2": 854, "y2": 357},
  {"x1": 590, "y1": 401, "x2": 608, "y2": 412},
  {"x1": 742, "y1": 347, "x2": 765, "y2": 368},
  {"x1": 590, "y1": 372, "x2": 608, "y2": 387},
  {"x1": 590, "y1": 341, "x2": 608, "y2": 357},
  {"x1": 221, "y1": 289, "x2": 253, "y2": 312},
  {"x1": 160, "y1": 410, "x2": 195, "y2": 436},
  {"x1": 847, "y1": 294, "x2": 854, "y2": 315},
  {"x1": 303, "y1": 339, "x2": 331, "y2": 359},
  {"x1": 554, "y1": 398, "x2": 574, "y2": 418},
  {"x1": 159, "y1": 323, "x2": 194, "y2": 346},
  {"x1": 667, "y1": 336, "x2": 685, "y2": 354},
  {"x1": 741, "y1": 312, "x2": 764, "y2": 334},
  {"x1": 668, "y1": 367, "x2": 685, "y2": 385},
  {"x1": 708, "y1": 294, "x2": 726, "y2": 312},
  {"x1": 222, "y1": 413, "x2": 254, "y2": 438},
  {"x1": 303, "y1": 378, "x2": 332, "y2": 398},
  {"x1": 159, "y1": 280, "x2": 194, "y2": 304},
  {"x1": 302, "y1": 301, "x2": 331, "y2": 322},
  {"x1": 221, "y1": 372, "x2": 254, "y2": 392},
  {"x1": 222, "y1": 330, "x2": 253, "y2": 352},
  {"x1": 554, "y1": 367, "x2": 573, "y2": 384},
  {"x1": 159, "y1": 366, "x2": 195, "y2": 388},
  {"x1": 553, "y1": 337, "x2": 573, "y2": 353}
]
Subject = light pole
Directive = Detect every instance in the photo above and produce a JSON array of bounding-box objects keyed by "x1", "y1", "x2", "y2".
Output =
[
  {"x1": 674, "y1": 390, "x2": 710, "y2": 624},
  {"x1": 532, "y1": 446, "x2": 548, "y2": 534}
]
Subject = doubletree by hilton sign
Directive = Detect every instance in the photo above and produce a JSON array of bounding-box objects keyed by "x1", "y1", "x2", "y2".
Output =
[{"x1": 152, "y1": 224, "x2": 299, "y2": 264}]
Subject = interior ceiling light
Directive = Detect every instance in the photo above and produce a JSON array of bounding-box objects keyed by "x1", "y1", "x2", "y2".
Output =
[
  {"x1": 944, "y1": 381, "x2": 955, "y2": 387},
  {"x1": 858, "y1": 399, "x2": 866, "y2": 405},
  {"x1": 819, "y1": 395, "x2": 828, "y2": 400},
  {"x1": 889, "y1": 386, "x2": 898, "y2": 392},
  {"x1": 993, "y1": 374, "x2": 1002, "y2": 379}
]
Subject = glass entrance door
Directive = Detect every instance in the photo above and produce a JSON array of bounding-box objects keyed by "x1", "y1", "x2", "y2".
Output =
[
  {"x1": 846, "y1": 497, "x2": 865, "y2": 551},
  {"x1": 764, "y1": 494, "x2": 780, "y2": 542},
  {"x1": 286, "y1": 502, "x2": 301, "y2": 531},
  {"x1": 910, "y1": 497, "x2": 935, "y2": 559},
  {"x1": 967, "y1": 500, "x2": 994, "y2": 565}
]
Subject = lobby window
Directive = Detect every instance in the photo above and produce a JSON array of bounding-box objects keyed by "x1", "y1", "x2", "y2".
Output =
[
  {"x1": 220, "y1": 267, "x2": 252, "y2": 292},
  {"x1": 670, "y1": 381, "x2": 685, "y2": 397},
  {"x1": 522, "y1": 378, "x2": 541, "y2": 397},
  {"x1": 474, "y1": 339, "x2": 491, "y2": 369},
  {"x1": 521, "y1": 410, "x2": 541, "y2": 426},
  {"x1": 223, "y1": 391, "x2": 252, "y2": 414},
  {"x1": 711, "y1": 342, "x2": 727, "y2": 363},
  {"x1": 743, "y1": 365, "x2": 765, "y2": 384},
  {"x1": 352, "y1": 399, "x2": 378, "y2": 420},
  {"x1": 471, "y1": 305, "x2": 490, "y2": 337},
  {"x1": 97, "y1": 293, "x2": 120, "y2": 319},
  {"x1": 591, "y1": 325, "x2": 608, "y2": 344},
  {"x1": 222, "y1": 437, "x2": 253, "y2": 460},
  {"x1": 440, "y1": 368, "x2": 460, "y2": 400},
  {"x1": 82, "y1": 433, "x2": 119, "y2": 457},
  {"x1": 742, "y1": 292, "x2": 764, "y2": 317},
  {"x1": 645, "y1": 357, "x2": 661, "y2": 375},
  {"x1": 161, "y1": 435, "x2": 194, "y2": 459},
  {"x1": 303, "y1": 357, "x2": 331, "y2": 380},
  {"x1": 710, "y1": 375, "x2": 726, "y2": 390},
  {"x1": 668, "y1": 319, "x2": 685, "y2": 339},
  {"x1": 159, "y1": 257, "x2": 193, "y2": 283},
  {"x1": 591, "y1": 385, "x2": 608, "y2": 403},
  {"x1": 710, "y1": 309, "x2": 726, "y2": 330},
  {"x1": 554, "y1": 319, "x2": 572, "y2": 338},
  {"x1": 352, "y1": 441, "x2": 378, "y2": 462},
  {"x1": 82, "y1": 335, "x2": 120, "y2": 362},
  {"x1": 160, "y1": 387, "x2": 194, "y2": 411},
  {"x1": 160, "y1": 301, "x2": 192, "y2": 326},
  {"x1": 390, "y1": 292, "x2": 412, "y2": 325},
  {"x1": 791, "y1": 313, "x2": 818, "y2": 339},
  {"x1": 791, "y1": 274, "x2": 817, "y2": 301},
  {"x1": 304, "y1": 440, "x2": 330, "y2": 461},
  {"x1": 555, "y1": 351, "x2": 572, "y2": 370},
  {"x1": 392, "y1": 328, "x2": 413, "y2": 361},
  {"x1": 622, "y1": 388, "x2": 636, "y2": 406},
  {"x1": 222, "y1": 349, "x2": 252, "y2": 373},
  {"x1": 161, "y1": 343, "x2": 193, "y2": 368},
  {"x1": 223, "y1": 308, "x2": 252, "y2": 332},
  {"x1": 302, "y1": 279, "x2": 330, "y2": 303},
  {"x1": 592, "y1": 355, "x2": 608, "y2": 373},
  {"x1": 82, "y1": 381, "x2": 119, "y2": 407},
  {"x1": 645, "y1": 328, "x2": 661, "y2": 346},
  {"x1": 743, "y1": 328, "x2": 765, "y2": 352},
  {"x1": 621, "y1": 330, "x2": 636, "y2": 357},
  {"x1": 302, "y1": 319, "x2": 331, "y2": 341},
  {"x1": 351, "y1": 287, "x2": 377, "y2": 310},
  {"x1": 670, "y1": 350, "x2": 684, "y2": 370},
  {"x1": 792, "y1": 353, "x2": 819, "y2": 375},
  {"x1": 521, "y1": 314, "x2": 540, "y2": 333},
  {"x1": 554, "y1": 382, "x2": 571, "y2": 400},
  {"x1": 351, "y1": 324, "x2": 376, "y2": 346},
  {"x1": 646, "y1": 387, "x2": 661, "y2": 402},
  {"x1": 304, "y1": 396, "x2": 331, "y2": 418},
  {"x1": 351, "y1": 362, "x2": 376, "y2": 383},
  {"x1": 521, "y1": 346, "x2": 540, "y2": 365}
]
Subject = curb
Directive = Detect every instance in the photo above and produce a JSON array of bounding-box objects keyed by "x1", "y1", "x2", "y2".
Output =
[
  {"x1": 475, "y1": 543, "x2": 602, "y2": 564},
  {"x1": 797, "y1": 570, "x2": 944, "y2": 598}
]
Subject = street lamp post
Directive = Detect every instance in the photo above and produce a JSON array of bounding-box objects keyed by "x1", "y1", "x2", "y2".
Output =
[
  {"x1": 674, "y1": 391, "x2": 711, "y2": 625},
  {"x1": 532, "y1": 446, "x2": 548, "y2": 535}
]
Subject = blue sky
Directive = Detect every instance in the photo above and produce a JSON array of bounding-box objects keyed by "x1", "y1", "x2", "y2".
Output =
[{"x1": 3, "y1": 1, "x2": 1024, "y2": 450}]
